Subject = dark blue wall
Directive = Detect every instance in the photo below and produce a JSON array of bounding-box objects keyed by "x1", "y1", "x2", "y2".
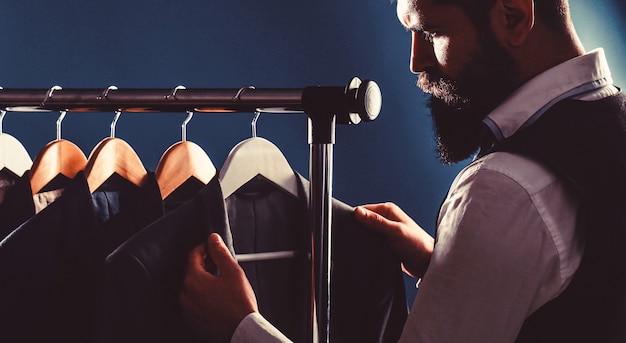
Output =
[{"x1": 1, "y1": 0, "x2": 624, "y2": 306}]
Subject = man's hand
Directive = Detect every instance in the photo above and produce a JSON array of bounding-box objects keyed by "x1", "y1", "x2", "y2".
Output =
[
  {"x1": 179, "y1": 233, "x2": 258, "y2": 343},
  {"x1": 355, "y1": 203, "x2": 434, "y2": 278}
]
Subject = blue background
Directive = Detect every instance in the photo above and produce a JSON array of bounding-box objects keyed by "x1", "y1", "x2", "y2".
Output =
[{"x1": 1, "y1": 0, "x2": 624, "y2": 306}]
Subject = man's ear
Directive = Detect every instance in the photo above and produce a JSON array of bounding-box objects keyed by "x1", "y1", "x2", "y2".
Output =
[{"x1": 491, "y1": 0, "x2": 534, "y2": 47}]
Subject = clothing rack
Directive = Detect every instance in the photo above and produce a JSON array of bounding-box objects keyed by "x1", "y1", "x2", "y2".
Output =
[{"x1": 0, "y1": 77, "x2": 382, "y2": 343}]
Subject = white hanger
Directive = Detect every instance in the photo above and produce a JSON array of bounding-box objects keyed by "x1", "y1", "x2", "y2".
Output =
[
  {"x1": 221, "y1": 111, "x2": 299, "y2": 263},
  {"x1": 156, "y1": 105, "x2": 217, "y2": 200},
  {"x1": 0, "y1": 107, "x2": 33, "y2": 177},
  {"x1": 219, "y1": 111, "x2": 298, "y2": 199}
]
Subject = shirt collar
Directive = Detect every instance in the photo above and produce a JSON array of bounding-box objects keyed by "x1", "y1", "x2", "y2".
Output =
[{"x1": 483, "y1": 48, "x2": 614, "y2": 141}]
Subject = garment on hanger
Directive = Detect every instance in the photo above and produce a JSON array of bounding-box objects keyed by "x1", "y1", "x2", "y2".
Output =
[
  {"x1": 99, "y1": 176, "x2": 232, "y2": 343},
  {"x1": 226, "y1": 172, "x2": 408, "y2": 343},
  {"x1": 325, "y1": 183, "x2": 408, "y2": 343},
  {"x1": 32, "y1": 184, "x2": 66, "y2": 213},
  {"x1": 91, "y1": 172, "x2": 164, "y2": 260},
  {"x1": 0, "y1": 168, "x2": 19, "y2": 205},
  {"x1": 162, "y1": 176, "x2": 206, "y2": 213},
  {"x1": 0, "y1": 170, "x2": 35, "y2": 241},
  {"x1": 0, "y1": 172, "x2": 96, "y2": 343},
  {"x1": 0, "y1": 171, "x2": 164, "y2": 343},
  {"x1": 0, "y1": 113, "x2": 87, "y2": 236},
  {"x1": 0, "y1": 126, "x2": 33, "y2": 228},
  {"x1": 0, "y1": 156, "x2": 80, "y2": 241},
  {"x1": 226, "y1": 174, "x2": 308, "y2": 342}
]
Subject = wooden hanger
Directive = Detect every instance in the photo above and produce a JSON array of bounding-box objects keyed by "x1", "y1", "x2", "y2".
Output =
[
  {"x1": 219, "y1": 114, "x2": 298, "y2": 199},
  {"x1": 29, "y1": 111, "x2": 87, "y2": 195},
  {"x1": 84, "y1": 111, "x2": 147, "y2": 193},
  {"x1": 30, "y1": 140, "x2": 87, "y2": 195},
  {"x1": 156, "y1": 112, "x2": 217, "y2": 199},
  {"x1": 85, "y1": 137, "x2": 147, "y2": 193},
  {"x1": 0, "y1": 110, "x2": 32, "y2": 177},
  {"x1": 156, "y1": 141, "x2": 216, "y2": 200}
]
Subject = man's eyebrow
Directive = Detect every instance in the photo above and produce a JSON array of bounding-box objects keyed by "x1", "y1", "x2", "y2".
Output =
[{"x1": 402, "y1": 23, "x2": 424, "y2": 33}]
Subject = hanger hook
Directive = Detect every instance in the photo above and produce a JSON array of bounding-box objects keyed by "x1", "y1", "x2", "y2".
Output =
[
  {"x1": 182, "y1": 111, "x2": 193, "y2": 142},
  {"x1": 0, "y1": 86, "x2": 4, "y2": 134},
  {"x1": 56, "y1": 110, "x2": 67, "y2": 141},
  {"x1": 0, "y1": 110, "x2": 6, "y2": 135},
  {"x1": 42, "y1": 85, "x2": 62, "y2": 107},
  {"x1": 233, "y1": 85, "x2": 256, "y2": 101},
  {"x1": 251, "y1": 111, "x2": 261, "y2": 138},
  {"x1": 166, "y1": 85, "x2": 186, "y2": 99},
  {"x1": 110, "y1": 110, "x2": 122, "y2": 138},
  {"x1": 97, "y1": 85, "x2": 118, "y2": 100}
]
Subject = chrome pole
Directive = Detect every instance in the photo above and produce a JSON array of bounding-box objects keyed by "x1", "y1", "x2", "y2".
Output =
[{"x1": 308, "y1": 114, "x2": 335, "y2": 343}]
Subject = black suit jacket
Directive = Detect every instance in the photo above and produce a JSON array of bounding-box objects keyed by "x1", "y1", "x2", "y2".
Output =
[{"x1": 99, "y1": 176, "x2": 234, "y2": 343}]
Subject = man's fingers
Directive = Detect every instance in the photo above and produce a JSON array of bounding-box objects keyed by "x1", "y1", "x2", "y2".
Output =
[
  {"x1": 360, "y1": 203, "x2": 388, "y2": 214},
  {"x1": 361, "y1": 202, "x2": 413, "y2": 222},
  {"x1": 355, "y1": 205, "x2": 396, "y2": 233},
  {"x1": 206, "y1": 233, "x2": 238, "y2": 276}
]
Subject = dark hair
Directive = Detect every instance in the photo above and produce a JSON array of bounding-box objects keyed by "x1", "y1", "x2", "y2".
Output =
[{"x1": 433, "y1": 0, "x2": 571, "y2": 35}]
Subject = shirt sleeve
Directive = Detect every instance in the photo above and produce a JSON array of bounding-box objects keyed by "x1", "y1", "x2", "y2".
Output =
[
  {"x1": 231, "y1": 312, "x2": 293, "y2": 343},
  {"x1": 399, "y1": 154, "x2": 582, "y2": 342}
]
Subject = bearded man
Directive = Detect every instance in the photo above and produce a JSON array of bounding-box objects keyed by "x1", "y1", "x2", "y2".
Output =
[{"x1": 179, "y1": 0, "x2": 626, "y2": 342}]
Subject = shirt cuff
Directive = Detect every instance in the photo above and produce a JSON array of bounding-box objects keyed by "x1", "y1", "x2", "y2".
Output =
[{"x1": 231, "y1": 312, "x2": 293, "y2": 343}]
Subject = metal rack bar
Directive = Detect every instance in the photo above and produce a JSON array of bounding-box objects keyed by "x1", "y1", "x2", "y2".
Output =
[{"x1": 0, "y1": 80, "x2": 380, "y2": 117}]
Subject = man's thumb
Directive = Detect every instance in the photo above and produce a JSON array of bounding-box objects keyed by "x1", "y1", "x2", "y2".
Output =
[{"x1": 206, "y1": 233, "x2": 237, "y2": 275}]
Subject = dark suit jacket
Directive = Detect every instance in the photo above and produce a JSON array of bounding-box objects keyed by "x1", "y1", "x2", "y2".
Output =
[
  {"x1": 226, "y1": 175, "x2": 310, "y2": 342},
  {"x1": 0, "y1": 171, "x2": 35, "y2": 241},
  {"x1": 99, "y1": 176, "x2": 234, "y2": 343},
  {"x1": 0, "y1": 172, "x2": 163, "y2": 343},
  {"x1": 226, "y1": 173, "x2": 408, "y2": 343},
  {"x1": 0, "y1": 172, "x2": 95, "y2": 343},
  {"x1": 100, "y1": 171, "x2": 407, "y2": 343}
]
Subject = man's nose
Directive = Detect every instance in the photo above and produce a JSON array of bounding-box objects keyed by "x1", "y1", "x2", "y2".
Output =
[{"x1": 410, "y1": 31, "x2": 436, "y2": 74}]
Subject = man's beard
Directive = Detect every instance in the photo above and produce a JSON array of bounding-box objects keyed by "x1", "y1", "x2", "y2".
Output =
[{"x1": 420, "y1": 31, "x2": 520, "y2": 164}]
